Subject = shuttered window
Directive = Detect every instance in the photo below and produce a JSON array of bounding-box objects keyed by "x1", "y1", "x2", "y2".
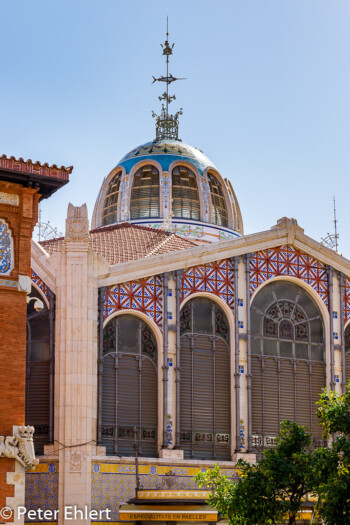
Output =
[
  {"x1": 130, "y1": 165, "x2": 160, "y2": 219},
  {"x1": 208, "y1": 173, "x2": 228, "y2": 227},
  {"x1": 26, "y1": 287, "x2": 53, "y2": 455},
  {"x1": 345, "y1": 324, "x2": 350, "y2": 384},
  {"x1": 180, "y1": 298, "x2": 230, "y2": 460},
  {"x1": 102, "y1": 171, "x2": 122, "y2": 226},
  {"x1": 251, "y1": 281, "x2": 326, "y2": 450},
  {"x1": 172, "y1": 166, "x2": 200, "y2": 220},
  {"x1": 101, "y1": 315, "x2": 158, "y2": 457}
]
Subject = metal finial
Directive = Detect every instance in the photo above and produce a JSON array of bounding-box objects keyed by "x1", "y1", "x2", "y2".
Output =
[{"x1": 152, "y1": 19, "x2": 185, "y2": 141}]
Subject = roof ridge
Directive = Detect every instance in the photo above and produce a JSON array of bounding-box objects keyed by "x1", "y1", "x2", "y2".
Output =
[
  {"x1": 145, "y1": 234, "x2": 175, "y2": 258},
  {"x1": 90, "y1": 222, "x2": 173, "y2": 236}
]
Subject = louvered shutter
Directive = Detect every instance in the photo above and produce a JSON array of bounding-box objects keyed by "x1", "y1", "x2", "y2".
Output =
[
  {"x1": 262, "y1": 357, "x2": 279, "y2": 435},
  {"x1": 101, "y1": 354, "x2": 117, "y2": 455},
  {"x1": 280, "y1": 359, "x2": 294, "y2": 423},
  {"x1": 140, "y1": 359, "x2": 158, "y2": 457},
  {"x1": 26, "y1": 361, "x2": 50, "y2": 454},
  {"x1": 251, "y1": 356, "x2": 263, "y2": 434},
  {"x1": 346, "y1": 351, "x2": 350, "y2": 384},
  {"x1": 295, "y1": 360, "x2": 311, "y2": 428},
  {"x1": 311, "y1": 362, "x2": 326, "y2": 440}
]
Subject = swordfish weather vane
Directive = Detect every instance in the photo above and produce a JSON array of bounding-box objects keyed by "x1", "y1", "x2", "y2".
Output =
[{"x1": 152, "y1": 18, "x2": 185, "y2": 141}]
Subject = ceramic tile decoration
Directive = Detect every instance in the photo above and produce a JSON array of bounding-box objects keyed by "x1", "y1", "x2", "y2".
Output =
[
  {"x1": 104, "y1": 276, "x2": 163, "y2": 327},
  {"x1": 181, "y1": 259, "x2": 234, "y2": 309},
  {"x1": 0, "y1": 219, "x2": 13, "y2": 275},
  {"x1": 250, "y1": 245, "x2": 329, "y2": 307}
]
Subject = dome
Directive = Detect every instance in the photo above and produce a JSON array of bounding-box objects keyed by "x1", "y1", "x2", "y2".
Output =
[{"x1": 92, "y1": 139, "x2": 243, "y2": 243}]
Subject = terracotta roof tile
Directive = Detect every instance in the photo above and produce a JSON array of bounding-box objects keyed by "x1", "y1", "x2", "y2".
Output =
[
  {"x1": 40, "y1": 223, "x2": 197, "y2": 264},
  {"x1": 0, "y1": 154, "x2": 73, "y2": 180}
]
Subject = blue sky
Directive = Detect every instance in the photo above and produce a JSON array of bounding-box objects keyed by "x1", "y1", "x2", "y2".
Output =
[{"x1": 1, "y1": 1, "x2": 349, "y2": 256}]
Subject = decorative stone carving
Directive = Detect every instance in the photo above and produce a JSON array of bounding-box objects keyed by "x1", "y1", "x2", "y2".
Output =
[
  {"x1": 69, "y1": 451, "x2": 81, "y2": 472},
  {"x1": 0, "y1": 219, "x2": 14, "y2": 275},
  {"x1": 65, "y1": 203, "x2": 89, "y2": 242},
  {"x1": 0, "y1": 426, "x2": 39, "y2": 468}
]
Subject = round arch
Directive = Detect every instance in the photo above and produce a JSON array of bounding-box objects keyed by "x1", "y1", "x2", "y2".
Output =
[
  {"x1": 250, "y1": 275, "x2": 330, "y2": 375},
  {"x1": 125, "y1": 160, "x2": 163, "y2": 221},
  {"x1": 168, "y1": 160, "x2": 205, "y2": 223},
  {"x1": 92, "y1": 165, "x2": 127, "y2": 229},
  {"x1": 103, "y1": 308, "x2": 163, "y2": 453},
  {"x1": 179, "y1": 292, "x2": 234, "y2": 460},
  {"x1": 203, "y1": 167, "x2": 234, "y2": 229}
]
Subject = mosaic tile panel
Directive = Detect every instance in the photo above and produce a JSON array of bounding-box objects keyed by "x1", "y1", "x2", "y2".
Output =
[
  {"x1": 0, "y1": 219, "x2": 13, "y2": 275},
  {"x1": 181, "y1": 259, "x2": 234, "y2": 309},
  {"x1": 25, "y1": 464, "x2": 58, "y2": 520},
  {"x1": 31, "y1": 269, "x2": 49, "y2": 297},
  {"x1": 250, "y1": 245, "x2": 329, "y2": 307},
  {"x1": 344, "y1": 276, "x2": 350, "y2": 323},
  {"x1": 91, "y1": 463, "x2": 239, "y2": 522},
  {"x1": 104, "y1": 276, "x2": 163, "y2": 328},
  {"x1": 0, "y1": 191, "x2": 19, "y2": 206}
]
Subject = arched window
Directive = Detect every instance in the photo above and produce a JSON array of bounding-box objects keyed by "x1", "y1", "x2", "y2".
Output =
[
  {"x1": 172, "y1": 165, "x2": 200, "y2": 220},
  {"x1": 26, "y1": 287, "x2": 54, "y2": 455},
  {"x1": 130, "y1": 165, "x2": 160, "y2": 219},
  {"x1": 250, "y1": 281, "x2": 326, "y2": 449},
  {"x1": 180, "y1": 297, "x2": 230, "y2": 460},
  {"x1": 101, "y1": 315, "x2": 158, "y2": 457},
  {"x1": 208, "y1": 173, "x2": 228, "y2": 227},
  {"x1": 345, "y1": 324, "x2": 350, "y2": 383},
  {"x1": 102, "y1": 171, "x2": 122, "y2": 226}
]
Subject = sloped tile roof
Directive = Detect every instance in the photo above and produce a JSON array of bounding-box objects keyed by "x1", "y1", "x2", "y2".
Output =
[{"x1": 40, "y1": 223, "x2": 197, "y2": 264}]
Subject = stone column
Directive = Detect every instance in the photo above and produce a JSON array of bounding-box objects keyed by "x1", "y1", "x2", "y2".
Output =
[{"x1": 53, "y1": 204, "x2": 98, "y2": 525}]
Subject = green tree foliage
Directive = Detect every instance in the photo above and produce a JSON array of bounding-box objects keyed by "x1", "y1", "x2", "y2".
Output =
[
  {"x1": 196, "y1": 421, "x2": 315, "y2": 525},
  {"x1": 313, "y1": 384, "x2": 350, "y2": 524}
]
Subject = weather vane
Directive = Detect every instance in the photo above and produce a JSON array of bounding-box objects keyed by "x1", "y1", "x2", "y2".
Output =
[
  {"x1": 152, "y1": 18, "x2": 185, "y2": 141},
  {"x1": 321, "y1": 196, "x2": 339, "y2": 252}
]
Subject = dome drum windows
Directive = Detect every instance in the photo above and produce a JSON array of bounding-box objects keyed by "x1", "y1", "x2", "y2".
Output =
[
  {"x1": 180, "y1": 298, "x2": 230, "y2": 460},
  {"x1": 102, "y1": 171, "x2": 122, "y2": 226},
  {"x1": 208, "y1": 173, "x2": 228, "y2": 227},
  {"x1": 101, "y1": 315, "x2": 158, "y2": 457},
  {"x1": 172, "y1": 165, "x2": 200, "y2": 220},
  {"x1": 130, "y1": 165, "x2": 160, "y2": 220}
]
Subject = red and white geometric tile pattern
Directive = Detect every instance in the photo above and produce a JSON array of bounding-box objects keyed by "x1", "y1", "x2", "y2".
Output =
[
  {"x1": 250, "y1": 245, "x2": 329, "y2": 307},
  {"x1": 181, "y1": 259, "x2": 234, "y2": 309},
  {"x1": 104, "y1": 276, "x2": 163, "y2": 328},
  {"x1": 31, "y1": 269, "x2": 49, "y2": 297},
  {"x1": 344, "y1": 276, "x2": 350, "y2": 323}
]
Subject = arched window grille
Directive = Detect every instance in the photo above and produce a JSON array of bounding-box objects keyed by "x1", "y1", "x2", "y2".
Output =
[
  {"x1": 208, "y1": 173, "x2": 228, "y2": 227},
  {"x1": 172, "y1": 165, "x2": 200, "y2": 220},
  {"x1": 101, "y1": 315, "x2": 158, "y2": 457},
  {"x1": 26, "y1": 287, "x2": 54, "y2": 455},
  {"x1": 250, "y1": 281, "x2": 326, "y2": 449},
  {"x1": 102, "y1": 171, "x2": 122, "y2": 226},
  {"x1": 180, "y1": 297, "x2": 230, "y2": 460},
  {"x1": 130, "y1": 165, "x2": 160, "y2": 219},
  {"x1": 345, "y1": 324, "x2": 350, "y2": 383}
]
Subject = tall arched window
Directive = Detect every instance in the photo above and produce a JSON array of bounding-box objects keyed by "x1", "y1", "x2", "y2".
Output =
[
  {"x1": 130, "y1": 165, "x2": 160, "y2": 219},
  {"x1": 180, "y1": 297, "x2": 230, "y2": 460},
  {"x1": 102, "y1": 171, "x2": 122, "y2": 226},
  {"x1": 172, "y1": 165, "x2": 200, "y2": 220},
  {"x1": 208, "y1": 173, "x2": 228, "y2": 227},
  {"x1": 101, "y1": 315, "x2": 158, "y2": 457},
  {"x1": 26, "y1": 287, "x2": 54, "y2": 455},
  {"x1": 345, "y1": 324, "x2": 350, "y2": 383},
  {"x1": 251, "y1": 281, "x2": 326, "y2": 449}
]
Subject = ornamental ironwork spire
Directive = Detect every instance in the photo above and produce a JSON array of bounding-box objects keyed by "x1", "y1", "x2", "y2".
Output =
[{"x1": 152, "y1": 18, "x2": 185, "y2": 141}]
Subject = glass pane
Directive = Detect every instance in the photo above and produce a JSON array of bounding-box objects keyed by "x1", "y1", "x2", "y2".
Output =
[
  {"x1": 297, "y1": 289, "x2": 319, "y2": 318},
  {"x1": 295, "y1": 343, "x2": 309, "y2": 360},
  {"x1": 295, "y1": 322, "x2": 308, "y2": 341},
  {"x1": 193, "y1": 298, "x2": 213, "y2": 334},
  {"x1": 30, "y1": 342, "x2": 50, "y2": 361},
  {"x1": 142, "y1": 325, "x2": 157, "y2": 363},
  {"x1": 29, "y1": 315, "x2": 50, "y2": 340},
  {"x1": 118, "y1": 316, "x2": 140, "y2": 353},
  {"x1": 180, "y1": 303, "x2": 191, "y2": 334},
  {"x1": 263, "y1": 339, "x2": 277, "y2": 356},
  {"x1": 279, "y1": 341, "x2": 293, "y2": 357},
  {"x1": 251, "y1": 337, "x2": 261, "y2": 355},
  {"x1": 279, "y1": 320, "x2": 293, "y2": 339},
  {"x1": 103, "y1": 320, "x2": 116, "y2": 354},
  {"x1": 310, "y1": 319, "x2": 323, "y2": 343},
  {"x1": 251, "y1": 309, "x2": 262, "y2": 335},
  {"x1": 311, "y1": 345, "x2": 324, "y2": 362},
  {"x1": 264, "y1": 317, "x2": 277, "y2": 337},
  {"x1": 273, "y1": 282, "x2": 299, "y2": 302},
  {"x1": 346, "y1": 325, "x2": 350, "y2": 352},
  {"x1": 252, "y1": 283, "x2": 273, "y2": 312}
]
